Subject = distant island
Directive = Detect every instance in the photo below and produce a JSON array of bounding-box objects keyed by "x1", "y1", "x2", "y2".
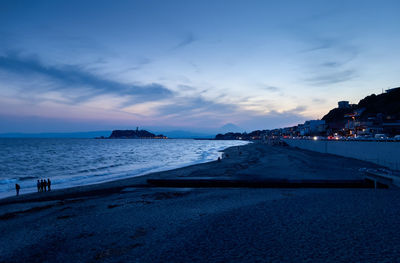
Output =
[{"x1": 98, "y1": 128, "x2": 166, "y2": 139}]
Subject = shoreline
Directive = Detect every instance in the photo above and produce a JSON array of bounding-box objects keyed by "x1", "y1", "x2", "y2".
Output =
[
  {"x1": 0, "y1": 143, "x2": 250, "y2": 205},
  {"x1": 0, "y1": 141, "x2": 379, "y2": 205},
  {"x1": 0, "y1": 140, "x2": 250, "y2": 201},
  {"x1": 3, "y1": 142, "x2": 400, "y2": 262}
]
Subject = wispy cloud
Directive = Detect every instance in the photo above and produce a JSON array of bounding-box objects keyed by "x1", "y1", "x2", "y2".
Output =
[
  {"x1": 0, "y1": 51, "x2": 174, "y2": 105},
  {"x1": 305, "y1": 69, "x2": 357, "y2": 85},
  {"x1": 312, "y1": 98, "x2": 326, "y2": 104},
  {"x1": 257, "y1": 84, "x2": 286, "y2": 97},
  {"x1": 171, "y1": 32, "x2": 196, "y2": 50},
  {"x1": 320, "y1": 61, "x2": 341, "y2": 68},
  {"x1": 177, "y1": 85, "x2": 196, "y2": 91},
  {"x1": 239, "y1": 105, "x2": 309, "y2": 130},
  {"x1": 300, "y1": 38, "x2": 337, "y2": 53},
  {"x1": 259, "y1": 85, "x2": 280, "y2": 92},
  {"x1": 124, "y1": 57, "x2": 152, "y2": 72},
  {"x1": 281, "y1": 105, "x2": 307, "y2": 115},
  {"x1": 156, "y1": 96, "x2": 237, "y2": 118},
  {"x1": 296, "y1": 34, "x2": 359, "y2": 87}
]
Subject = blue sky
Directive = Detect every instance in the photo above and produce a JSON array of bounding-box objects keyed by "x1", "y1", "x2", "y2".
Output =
[{"x1": 0, "y1": 0, "x2": 399, "y2": 133}]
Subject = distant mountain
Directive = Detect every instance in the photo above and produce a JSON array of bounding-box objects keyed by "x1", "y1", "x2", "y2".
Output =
[
  {"x1": 219, "y1": 123, "x2": 244, "y2": 133},
  {"x1": 0, "y1": 131, "x2": 112, "y2": 138}
]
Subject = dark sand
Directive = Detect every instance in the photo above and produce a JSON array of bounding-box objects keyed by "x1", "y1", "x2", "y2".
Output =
[{"x1": 1, "y1": 143, "x2": 399, "y2": 262}]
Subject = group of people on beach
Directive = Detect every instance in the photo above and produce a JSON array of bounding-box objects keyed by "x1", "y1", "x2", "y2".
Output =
[
  {"x1": 37, "y1": 179, "x2": 51, "y2": 192},
  {"x1": 14, "y1": 178, "x2": 52, "y2": 196}
]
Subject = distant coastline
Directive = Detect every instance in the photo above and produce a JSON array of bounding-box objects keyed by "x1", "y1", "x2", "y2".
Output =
[{"x1": 0, "y1": 130, "x2": 216, "y2": 139}]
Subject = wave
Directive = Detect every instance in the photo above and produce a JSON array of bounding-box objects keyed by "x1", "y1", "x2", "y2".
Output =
[
  {"x1": 75, "y1": 163, "x2": 124, "y2": 174},
  {"x1": 0, "y1": 139, "x2": 249, "y2": 198},
  {"x1": 18, "y1": 176, "x2": 38, "y2": 181}
]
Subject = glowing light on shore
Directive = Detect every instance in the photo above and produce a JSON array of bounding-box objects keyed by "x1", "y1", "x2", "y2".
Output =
[{"x1": 313, "y1": 136, "x2": 318, "y2": 141}]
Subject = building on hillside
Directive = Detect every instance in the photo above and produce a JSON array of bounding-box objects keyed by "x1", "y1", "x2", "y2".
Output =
[
  {"x1": 385, "y1": 87, "x2": 400, "y2": 93},
  {"x1": 338, "y1": 101, "x2": 350, "y2": 109}
]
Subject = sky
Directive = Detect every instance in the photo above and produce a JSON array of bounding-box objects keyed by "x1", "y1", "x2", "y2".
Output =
[{"x1": 0, "y1": 0, "x2": 399, "y2": 133}]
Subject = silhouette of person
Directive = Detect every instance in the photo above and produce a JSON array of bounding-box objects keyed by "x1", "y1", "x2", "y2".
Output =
[
  {"x1": 43, "y1": 179, "x2": 48, "y2": 192},
  {"x1": 47, "y1": 178, "x2": 51, "y2": 191},
  {"x1": 40, "y1": 179, "x2": 44, "y2": 192},
  {"x1": 15, "y1": 184, "x2": 20, "y2": 196},
  {"x1": 37, "y1": 180, "x2": 41, "y2": 192}
]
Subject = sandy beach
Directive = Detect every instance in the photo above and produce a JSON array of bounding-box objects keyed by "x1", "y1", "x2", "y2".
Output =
[{"x1": 1, "y1": 142, "x2": 399, "y2": 262}]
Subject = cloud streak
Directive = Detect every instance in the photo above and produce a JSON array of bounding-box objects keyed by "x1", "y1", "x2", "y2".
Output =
[
  {"x1": 155, "y1": 96, "x2": 237, "y2": 119},
  {"x1": 305, "y1": 69, "x2": 357, "y2": 85},
  {"x1": 296, "y1": 36, "x2": 360, "y2": 86},
  {"x1": 300, "y1": 38, "x2": 337, "y2": 53},
  {"x1": 171, "y1": 33, "x2": 196, "y2": 50},
  {"x1": 238, "y1": 105, "x2": 309, "y2": 130},
  {"x1": 0, "y1": 51, "x2": 174, "y2": 105},
  {"x1": 259, "y1": 85, "x2": 280, "y2": 92}
]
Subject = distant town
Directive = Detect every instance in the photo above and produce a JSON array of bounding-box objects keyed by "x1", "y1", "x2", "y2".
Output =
[{"x1": 216, "y1": 87, "x2": 400, "y2": 141}]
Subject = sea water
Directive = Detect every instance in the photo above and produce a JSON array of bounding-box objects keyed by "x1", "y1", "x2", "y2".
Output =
[{"x1": 0, "y1": 138, "x2": 248, "y2": 198}]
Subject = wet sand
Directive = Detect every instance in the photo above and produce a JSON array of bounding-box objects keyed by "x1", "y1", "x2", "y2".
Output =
[{"x1": 1, "y1": 143, "x2": 399, "y2": 262}]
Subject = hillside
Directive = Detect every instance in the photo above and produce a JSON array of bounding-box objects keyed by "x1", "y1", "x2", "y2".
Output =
[{"x1": 322, "y1": 87, "x2": 400, "y2": 123}]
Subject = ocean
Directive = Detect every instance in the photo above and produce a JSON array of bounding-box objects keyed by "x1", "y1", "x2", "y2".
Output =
[{"x1": 0, "y1": 138, "x2": 248, "y2": 198}]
